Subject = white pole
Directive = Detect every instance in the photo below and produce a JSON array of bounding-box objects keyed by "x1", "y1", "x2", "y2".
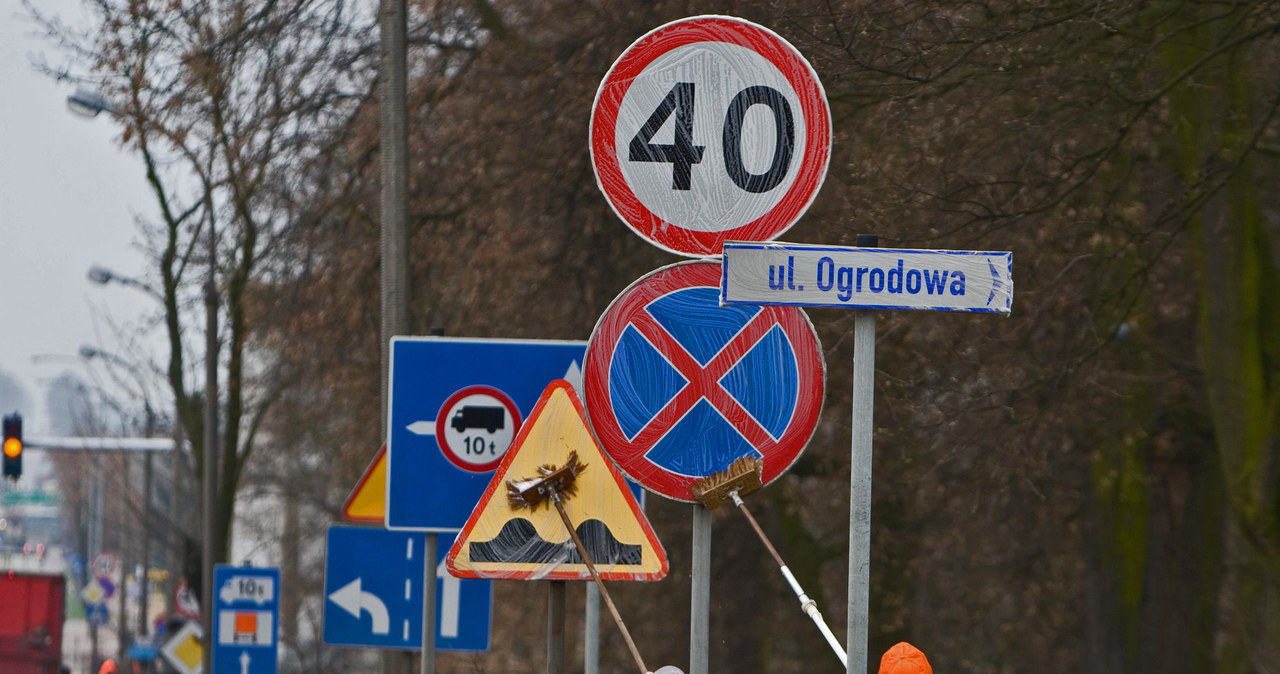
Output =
[{"x1": 847, "y1": 308, "x2": 876, "y2": 674}]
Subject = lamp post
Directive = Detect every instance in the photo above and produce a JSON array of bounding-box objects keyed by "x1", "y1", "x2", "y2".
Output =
[
  {"x1": 71, "y1": 88, "x2": 220, "y2": 672},
  {"x1": 86, "y1": 268, "x2": 189, "y2": 629},
  {"x1": 78, "y1": 345, "x2": 159, "y2": 644}
]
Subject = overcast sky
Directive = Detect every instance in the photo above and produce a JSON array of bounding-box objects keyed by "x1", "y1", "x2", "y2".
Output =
[{"x1": 1, "y1": 0, "x2": 160, "y2": 434}]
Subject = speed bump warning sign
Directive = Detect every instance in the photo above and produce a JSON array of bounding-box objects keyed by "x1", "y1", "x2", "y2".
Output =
[{"x1": 446, "y1": 380, "x2": 668, "y2": 581}]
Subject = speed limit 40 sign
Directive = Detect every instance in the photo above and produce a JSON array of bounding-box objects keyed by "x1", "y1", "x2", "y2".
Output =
[{"x1": 591, "y1": 15, "x2": 831, "y2": 257}]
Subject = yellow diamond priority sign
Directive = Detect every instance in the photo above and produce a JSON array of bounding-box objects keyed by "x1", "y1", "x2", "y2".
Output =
[
  {"x1": 446, "y1": 380, "x2": 667, "y2": 581},
  {"x1": 160, "y1": 620, "x2": 204, "y2": 674}
]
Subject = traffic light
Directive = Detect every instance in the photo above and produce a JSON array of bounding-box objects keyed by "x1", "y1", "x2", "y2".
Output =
[{"x1": 3, "y1": 413, "x2": 22, "y2": 480}]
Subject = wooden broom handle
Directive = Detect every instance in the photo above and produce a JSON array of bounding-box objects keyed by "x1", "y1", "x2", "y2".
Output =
[{"x1": 550, "y1": 491, "x2": 649, "y2": 674}]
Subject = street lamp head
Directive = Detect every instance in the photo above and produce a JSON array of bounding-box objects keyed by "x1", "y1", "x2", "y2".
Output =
[
  {"x1": 66, "y1": 89, "x2": 117, "y2": 119},
  {"x1": 78, "y1": 345, "x2": 102, "y2": 360},
  {"x1": 87, "y1": 265, "x2": 114, "y2": 285}
]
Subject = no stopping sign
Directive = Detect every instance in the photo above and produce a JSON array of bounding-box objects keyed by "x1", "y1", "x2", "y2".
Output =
[
  {"x1": 590, "y1": 15, "x2": 831, "y2": 257},
  {"x1": 584, "y1": 261, "x2": 825, "y2": 501}
]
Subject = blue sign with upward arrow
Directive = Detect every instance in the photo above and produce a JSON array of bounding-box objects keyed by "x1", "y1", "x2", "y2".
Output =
[
  {"x1": 211, "y1": 565, "x2": 279, "y2": 674},
  {"x1": 323, "y1": 525, "x2": 490, "y2": 651}
]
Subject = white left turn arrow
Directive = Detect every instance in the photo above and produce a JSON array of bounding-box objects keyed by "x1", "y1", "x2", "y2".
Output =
[
  {"x1": 406, "y1": 421, "x2": 436, "y2": 435},
  {"x1": 328, "y1": 577, "x2": 391, "y2": 634}
]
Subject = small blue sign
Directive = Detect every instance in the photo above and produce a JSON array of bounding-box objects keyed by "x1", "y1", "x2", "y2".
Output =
[
  {"x1": 86, "y1": 603, "x2": 109, "y2": 627},
  {"x1": 323, "y1": 525, "x2": 490, "y2": 651},
  {"x1": 211, "y1": 565, "x2": 279, "y2": 674},
  {"x1": 128, "y1": 642, "x2": 160, "y2": 662},
  {"x1": 387, "y1": 337, "x2": 587, "y2": 531}
]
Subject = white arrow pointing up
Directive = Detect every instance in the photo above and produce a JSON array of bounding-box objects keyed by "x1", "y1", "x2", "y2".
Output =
[
  {"x1": 328, "y1": 577, "x2": 391, "y2": 634},
  {"x1": 563, "y1": 360, "x2": 584, "y2": 395},
  {"x1": 239, "y1": 651, "x2": 251, "y2": 674}
]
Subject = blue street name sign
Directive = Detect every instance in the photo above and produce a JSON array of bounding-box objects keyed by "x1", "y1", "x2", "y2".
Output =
[
  {"x1": 323, "y1": 525, "x2": 491, "y2": 651},
  {"x1": 211, "y1": 565, "x2": 280, "y2": 674},
  {"x1": 721, "y1": 241, "x2": 1013, "y2": 314},
  {"x1": 386, "y1": 337, "x2": 588, "y2": 531}
]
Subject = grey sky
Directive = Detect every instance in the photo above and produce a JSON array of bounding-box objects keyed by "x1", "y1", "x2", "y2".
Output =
[{"x1": 1, "y1": 0, "x2": 159, "y2": 434}]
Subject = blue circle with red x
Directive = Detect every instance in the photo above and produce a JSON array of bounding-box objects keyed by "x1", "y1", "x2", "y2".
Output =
[{"x1": 585, "y1": 260, "x2": 825, "y2": 502}]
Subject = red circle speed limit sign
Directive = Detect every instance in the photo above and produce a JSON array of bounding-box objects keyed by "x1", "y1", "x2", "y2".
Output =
[{"x1": 591, "y1": 15, "x2": 831, "y2": 258}]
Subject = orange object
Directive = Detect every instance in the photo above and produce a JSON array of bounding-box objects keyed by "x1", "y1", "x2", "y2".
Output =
[
  {"x1": 879, "y1": 642, "x2": 932, "y2": 674},
  {"x1": 97, "y1": 659, "x2": 118, "y2": 674},
  {"x1": 235, "y1": 611, "x2": 258, "y2": 635}
]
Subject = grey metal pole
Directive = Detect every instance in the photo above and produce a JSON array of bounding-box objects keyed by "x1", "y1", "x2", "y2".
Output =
[
  {"x1": 585, "y1": 583, "x2": 600, "y2": 674},
  {"x1": 91, "y1": 457, "x2": 103, "y2": 670},
  {"x1": 118, "y1": 460, "x2": 129, "y2": 664},
  {"x1": 547, "y1": 580, "x2": 566, "y2": 674},
  {"x1": 379, "y1": 0, "x2": 414, "y2": 672},
  {"x1": 378, "y1": 2, "x2": 409, "y2": 401},
  {"x1": 139, "y1": 427, "x2": 153, "y2": 639},
  {"x1": 846, "y1": 307, "x2": 876, "y2": 674},
  {"x1": 690, "y1": 505, "x2": 712, "y2": 674},
  {"x1": 201, "y1": 275, "x2": 219, "y2": 674}
]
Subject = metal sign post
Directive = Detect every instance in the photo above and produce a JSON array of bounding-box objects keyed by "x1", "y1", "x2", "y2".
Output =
[
  {"x1": 847, "y1": 310, "x2": 876, "y2": 673},
  {"x1": 591, "y1": 14, "x2": 832, "y2": 673},
  {"x1": 722, "y1": 236, "x2": 1013, "y2": 673}
]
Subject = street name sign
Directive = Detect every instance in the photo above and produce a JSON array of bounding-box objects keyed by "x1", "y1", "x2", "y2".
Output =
[
  {"x1": 323, "y1": 525, "x2": 491, "y2": 651},
  {"x1": 721, "y1": 241, "x2": 1013, "y2": 314},
  {"x1": 447, "y1": 380, "x2": 668, "y2": 581},
  {"x1": 591, "y1": 15, "x2": 831, "y2": 257},
  {"x1": 584, "y1": 260, "x2": 825, "y2": 502},
  {"x1": 386, "y1": 337, "x2": 587, "y2": 531},
  {"x1": 211, "y1": 565, "x2": 279, "y2": 674}
]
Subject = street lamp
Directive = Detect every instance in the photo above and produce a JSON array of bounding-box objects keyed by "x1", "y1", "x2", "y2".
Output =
[
  {"x1": 86, "y1": 266, "x2": 164, "y2": 303},
  {"x1": 66, "y1": 89, "x2": 118, "y2": 119}
]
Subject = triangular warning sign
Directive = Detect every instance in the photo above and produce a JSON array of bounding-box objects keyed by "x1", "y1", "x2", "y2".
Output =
[
  {"x1": 342, "y1": 445, "x2": 386, "y2": 523},
  {"x1": 446, "y1": 380, "x2": 668, "y2": 581}
]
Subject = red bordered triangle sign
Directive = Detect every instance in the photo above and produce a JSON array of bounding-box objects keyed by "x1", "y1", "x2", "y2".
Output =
[
  {"x1": 446, "y1": 380, "x2": 668, "y2": 581},
  {"x1": 342, "y1": 445, "x2": 386, "y2": 523}
]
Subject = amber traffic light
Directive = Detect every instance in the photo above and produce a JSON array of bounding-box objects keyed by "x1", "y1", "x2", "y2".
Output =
[{"x1": 2, "y1": 413, "x2": 22, "y2": 480}]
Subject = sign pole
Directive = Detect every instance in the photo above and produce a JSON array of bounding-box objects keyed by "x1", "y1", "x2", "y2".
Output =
[
  {"x1": 422, "y1": 534, "x2": 437, "y2": 674},
  {"x1": 585, "y1": 584, "x2": 600, "y2": 674},
  {"x1": 547, "y1": 581, "x2": 566, "y2": 674},
  {"x1": 690, "y1": 505, "x2": 712, "y2": 674},
  {"x1": 847, "y1": 306, "x2": 876, "y2": 674}
]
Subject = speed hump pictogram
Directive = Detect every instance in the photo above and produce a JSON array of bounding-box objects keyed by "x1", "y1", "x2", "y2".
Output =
[
  {"x1": 590, "y1": 15, "x2": 831, "y2": 257},
  {"x1": 446, "y1": 380, "x2": 668, "y2": 581}
]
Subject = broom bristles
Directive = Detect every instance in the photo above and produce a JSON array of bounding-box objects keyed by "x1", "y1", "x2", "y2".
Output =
[
  {"x1": 507, "y1": 451, "x2": 585, "y2": 511},
  {"x1": 690, "y1": 455, "x2": 763, "y2": 509}
]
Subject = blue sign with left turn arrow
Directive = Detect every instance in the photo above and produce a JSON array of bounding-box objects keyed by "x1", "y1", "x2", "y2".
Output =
[{"x1": 323, "y1": 525, "x2": 490, "y2": 651}]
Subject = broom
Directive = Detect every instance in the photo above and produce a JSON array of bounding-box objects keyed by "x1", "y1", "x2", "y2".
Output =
[
  {"x1": 691, "y1": 456, "x2": 848, "y2": 667},
  {"x1": 506, "y1": 451, "x2": 657, "y2": 674}
]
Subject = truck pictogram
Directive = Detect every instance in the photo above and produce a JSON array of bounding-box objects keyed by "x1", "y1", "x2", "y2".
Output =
[{"x1": 451, "y1": 406, "x2": 505, "y2": 433}]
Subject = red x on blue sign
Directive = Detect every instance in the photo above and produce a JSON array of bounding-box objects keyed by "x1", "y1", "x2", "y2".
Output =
[{"x1": 584, "y1": 260, "x2": 825, "y2": 501}]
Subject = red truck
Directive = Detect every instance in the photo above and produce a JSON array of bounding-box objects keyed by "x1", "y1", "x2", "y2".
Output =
[{"x1": 0, "y1": 571, "x2": 65, "y2": 674}]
